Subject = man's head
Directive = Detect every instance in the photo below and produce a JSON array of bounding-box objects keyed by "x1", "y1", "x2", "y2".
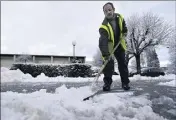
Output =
[{"x1": 103, "y1": 2, "x2": 115, "y2": 19}]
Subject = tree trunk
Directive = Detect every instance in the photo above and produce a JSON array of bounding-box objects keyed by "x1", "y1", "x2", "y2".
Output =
[
  {"x1": 125, "y1": 53, "x2": 130, "y2": 67},
  {"x1": 135, "y1": 54, "x2": 141, "y2": 74}
]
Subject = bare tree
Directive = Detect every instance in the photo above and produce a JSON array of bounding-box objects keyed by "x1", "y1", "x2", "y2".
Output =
[
  {"x1": 129, "y1": 52, "x2": 145, "y2": 71},
  {"x1": 145, "y1": 46, "x2": 160, "y2": 68},
  {"x1": 130, "y1": 57, "x2": 137, "y2": 71},
  {"x1": 92, "y1": 48, "x2": 103, "y2": 67},
  {"x1": 126, "y1": 12, "x2": 174, "y2": 73},
  {"x1": 140, "y1": 52, "x2": 146, "y2": 67},
  {"x1": 16, "y1": 54, "x2": 32, "y2": 63},
  {"x1": 167, "y1": 30, "x2": 176, "y2": 74}
]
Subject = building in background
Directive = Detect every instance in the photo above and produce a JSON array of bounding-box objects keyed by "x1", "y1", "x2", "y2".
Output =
[{"x1": 1, "y1": 53, "x2": 86, "y2": 68}]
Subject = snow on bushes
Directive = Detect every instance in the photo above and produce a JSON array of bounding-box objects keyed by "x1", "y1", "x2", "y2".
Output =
[{"x1": 10, "y1": 63, "x2": 93, "y2": 78}]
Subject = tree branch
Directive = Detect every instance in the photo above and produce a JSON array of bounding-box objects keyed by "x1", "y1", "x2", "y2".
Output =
[
  {"x1": 126, "y1": 50, "x2": 135, "y2": 55},
  {"x1": 129, "y1": 32, "x2": 135, "y2": 53},
  {"x1": 138, "y1": 28, "x2": 149, "y2": 48},
  {"x1": 129, "y1": 54, "x2": 135, "y2": 60},
  {"x1": 132, "y1": 28, "x2": 138, "y2": 51},
  {"x1": 139, "y1": 40, "x2": 152, "y2": 54}
]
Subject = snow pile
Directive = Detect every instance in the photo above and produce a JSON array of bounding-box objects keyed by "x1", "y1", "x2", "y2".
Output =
[
  {"x1": 157, "y1": 74, "x2": 176, "y2": 80},
  {"x1": 152, "y1": 96, "x2": 175, "y2": 106},
  {"x1": 1, "y1": 67, "x2": 10, "y2": 72},
  {"x1": 1, "y1": 68, "x2": 33, "y2": 82},
  {"x1": 1, "y1": 85, "x2": 167, "y2": 120},
  {"x1": 1, "y1": 67, "x2": 175, "y2": 83},
  {"x1": 130, "y1": 74, "x2": 176, "y2": 81},
  {"x1": 158, "y1": 80, "x2": 176, "y2": 87},
  {"x1": 33, "y1": 73, "x2": 97, "y2": 83},
  {"x1": 152, "y1": 96, "x2": 176, "y2": 116}
]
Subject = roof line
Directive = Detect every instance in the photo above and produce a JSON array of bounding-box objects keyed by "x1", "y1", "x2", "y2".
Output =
[{"x1": 0, "y1": 53, "x2": 86, "y2": 58}]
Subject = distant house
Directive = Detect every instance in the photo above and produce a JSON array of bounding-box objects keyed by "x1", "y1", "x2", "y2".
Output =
[{"x1": 0, "y1": 53, "x2": 86, "y2": 68}]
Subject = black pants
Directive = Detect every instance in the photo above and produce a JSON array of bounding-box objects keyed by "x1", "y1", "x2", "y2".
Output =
[{"x1": 103, "y1": 45, "x2": 130, "y2": 85}]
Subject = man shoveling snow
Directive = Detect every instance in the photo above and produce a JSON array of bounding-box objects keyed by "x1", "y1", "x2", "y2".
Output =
[{"x1": 98, "y1": 2, "x2": 130, "y2": 91}]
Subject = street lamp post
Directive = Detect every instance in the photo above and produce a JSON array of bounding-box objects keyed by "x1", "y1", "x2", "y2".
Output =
[{"x1": 72, "y1": 41, "x2": 76, "y2": 58}]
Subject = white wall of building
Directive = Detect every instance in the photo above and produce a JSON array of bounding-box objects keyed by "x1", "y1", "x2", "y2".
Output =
[
  {"x1": 1, "y1": 54, "x2": 85, "y2": 68},
  {"x1": 35, "y1": 56, "x2": 51, "y2": 64},
  {"x1": 53, "y1": 57, "x2": 70, "y2": 64},
  {"x1": 1, "y1": 56, "x2": 14, "y2": 68}
]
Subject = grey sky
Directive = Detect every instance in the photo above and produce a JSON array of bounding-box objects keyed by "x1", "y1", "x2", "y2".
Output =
[{"x1": 1, "y1": 1, "x2": 175, "y2": 65}]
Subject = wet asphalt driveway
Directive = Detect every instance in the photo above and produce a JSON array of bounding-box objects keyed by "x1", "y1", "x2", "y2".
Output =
[{"x1": 1, "y1": 80, "x2": 176, "y2": 120}]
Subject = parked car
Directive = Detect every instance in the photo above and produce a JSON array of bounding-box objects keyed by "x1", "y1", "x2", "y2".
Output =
[
  {"x1": 129, "y1": 71, "x2": 138, "y2": 77},
  {"x1": 129, "y1": 67, "x2": 165, "y2": 77},
  {"x1": 140, "y1": 67, "x2": 165, "y2": 77}
]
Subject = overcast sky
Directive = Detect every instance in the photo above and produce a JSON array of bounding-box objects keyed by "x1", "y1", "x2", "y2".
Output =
[{"x1": 1, "y1": 1, "x2": 175, "y2": 65}]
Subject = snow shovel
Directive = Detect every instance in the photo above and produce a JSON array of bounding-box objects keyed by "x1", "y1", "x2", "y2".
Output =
[{"x1": 91, "y1": 40, "x2": 122, "y2": 91}]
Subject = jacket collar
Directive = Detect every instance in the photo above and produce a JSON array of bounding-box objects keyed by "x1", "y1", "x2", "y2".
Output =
[{"x1": 102, "y1": 13, "x2": 120, "y2": 25}]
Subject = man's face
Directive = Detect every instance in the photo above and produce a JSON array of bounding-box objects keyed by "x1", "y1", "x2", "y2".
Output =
[{"x1": 103, "y1": 4, "x2": 115, "y2": 19}]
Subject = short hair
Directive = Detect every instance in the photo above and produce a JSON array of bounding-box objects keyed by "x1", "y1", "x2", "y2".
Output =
[{"x1": 103, "y1": 2, "x2": 115, "y2": 11}]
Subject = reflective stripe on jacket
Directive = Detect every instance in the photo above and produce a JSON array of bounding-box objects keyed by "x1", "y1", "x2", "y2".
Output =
[{"x1": 99, "y1": 13, "x2": 127, "y2": 61}]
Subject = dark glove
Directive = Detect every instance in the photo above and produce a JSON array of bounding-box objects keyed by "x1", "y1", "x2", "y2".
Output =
[
  {"x1": 104, "y1": 56, "x2": 110, "y2": 61},
  {"x1": 103, "y1": 54, "x2": 112, "y2": 61}
]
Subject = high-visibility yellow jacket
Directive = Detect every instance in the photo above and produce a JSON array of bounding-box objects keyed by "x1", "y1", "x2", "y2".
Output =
[{"x1": 99, "y1": 13, "x2": 128, "y2": 59}]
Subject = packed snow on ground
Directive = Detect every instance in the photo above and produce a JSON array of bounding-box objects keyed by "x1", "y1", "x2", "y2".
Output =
[
  {"x1": 1, "y1": 85, "x2": 168, "y2": 120},
  {"x1": 1, "y1": 67, "x2": 175, "y2": 83},
  {"x1": 158, "y1": 80, "x2": 176, "y2": 87}
]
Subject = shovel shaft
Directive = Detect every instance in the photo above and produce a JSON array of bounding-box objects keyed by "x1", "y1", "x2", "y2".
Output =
[{"x1": 91, "y1": 40, "x2": 121, "y2": 86}]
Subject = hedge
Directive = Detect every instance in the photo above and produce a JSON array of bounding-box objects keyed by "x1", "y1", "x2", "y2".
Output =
[{"x1": 10, "y1": 63, "x2": 93, "y2": 78}]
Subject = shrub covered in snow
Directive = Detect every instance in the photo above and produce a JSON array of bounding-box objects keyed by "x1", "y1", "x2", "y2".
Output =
[
  {"x1": 61, "y1": 63, "x2": 93, "y2": 77},
  {"x1": 10, "y1": 63, "x2": 93, "y2": 78}
]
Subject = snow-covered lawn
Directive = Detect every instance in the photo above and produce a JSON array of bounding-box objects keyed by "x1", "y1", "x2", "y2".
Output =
[
  {"x1": 1, "y1": 85, "x2": 168, "y2": 120},
  {"x1": 1, "y1": 67, "x2": 175, "y2": 83}
]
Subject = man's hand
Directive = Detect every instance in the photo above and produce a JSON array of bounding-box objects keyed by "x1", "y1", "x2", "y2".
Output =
[
  {"x1": 104, "y1": 54, "x2": 113, "y2": 61},
  {"x1": 104, "y1": 56, "x2": 110, "y2": 61}
]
